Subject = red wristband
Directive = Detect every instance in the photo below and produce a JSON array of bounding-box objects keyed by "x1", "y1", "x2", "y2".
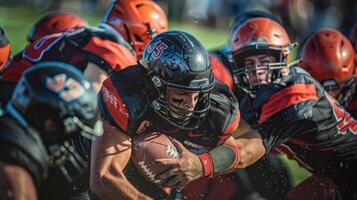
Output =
[{"x1": 198, "y1": 153, "x2": 214, "y2": 177}]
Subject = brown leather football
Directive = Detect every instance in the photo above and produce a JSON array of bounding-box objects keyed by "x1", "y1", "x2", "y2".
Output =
[{"x1": 132, "y1": 132, "x2": 180, "y2": 185}]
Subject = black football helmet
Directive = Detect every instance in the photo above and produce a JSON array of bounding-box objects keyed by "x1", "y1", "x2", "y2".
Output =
[
  {"x1": 141, "y1": 30, "x2": 215, "y2": 130},
  {"x1": 7, "y1": 61, "x2": 103, "y2": 182}
]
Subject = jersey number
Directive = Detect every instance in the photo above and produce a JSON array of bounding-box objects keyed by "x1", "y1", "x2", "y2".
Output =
[{"x1": 327, "y1": 93, "x2": 357, "y2": 134}]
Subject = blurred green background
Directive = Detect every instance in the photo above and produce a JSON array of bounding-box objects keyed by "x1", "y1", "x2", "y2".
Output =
[
  {"x1": 0, "y1": 6, "x2": 230, "y2": 53},
  {"x1": 0, "y1": 5, "x2": 311, "y2": 187}
]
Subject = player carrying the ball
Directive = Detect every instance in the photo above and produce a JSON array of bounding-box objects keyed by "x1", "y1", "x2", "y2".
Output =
[{"x1": 90, "y1": 30, "x2": 242, "y2": 200}]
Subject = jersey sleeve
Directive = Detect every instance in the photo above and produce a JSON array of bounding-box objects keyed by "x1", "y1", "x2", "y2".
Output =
[
  {"x1": 69, "y1": 27, "x2": 137, "y2": 74},
  {"x1": 98, "y1": 76, "x2": 129, "y2": 133},
  {"x1": 254, "y1": 83, "x2": 319, "y2": 152},
  {"x1": 211, "y1": 82, "x2": 240, "y2": 144},
  {"x1": 1, "y1": 52, "x2": 34, "y2": 82},
  {"x1": 257, "y1": 118, "x2": 317, "y2": 153}
]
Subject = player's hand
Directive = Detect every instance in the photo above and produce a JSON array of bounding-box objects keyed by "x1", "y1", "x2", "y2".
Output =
[{"x1": 154, "y1": 139, "x2": 203, "y2": 190}]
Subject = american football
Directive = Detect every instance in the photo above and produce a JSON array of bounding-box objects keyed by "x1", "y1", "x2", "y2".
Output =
[{"x1": 132, "y1": 132, "x2": 180, "y2": 185}]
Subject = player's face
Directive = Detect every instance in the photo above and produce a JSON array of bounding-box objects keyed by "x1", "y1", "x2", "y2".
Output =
[
  {"x1": 243, "y1": 54, "x2": 276, "y2": 87},
  {"x1": 166, "y1": 88, "x2": 200, "y2": 117}
]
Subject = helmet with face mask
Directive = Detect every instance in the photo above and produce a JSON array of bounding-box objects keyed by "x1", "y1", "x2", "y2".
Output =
[
  {"x1": 141, "y1": 30, "x2": 215, "y2": 130},
  {"x1": 7, "y1": 61, "x2": 103, "y2": 182},
  {"x1": 230, "y1": 17, "x2": 295, "y2": 96},
  {"x1": 301, "y1": 28, "x2": 356, "y2": 107}
]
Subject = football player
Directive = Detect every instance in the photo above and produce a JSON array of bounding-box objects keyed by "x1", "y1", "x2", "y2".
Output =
[
  {"x1": 209, "y1": 11, "x2": 292, "y2": 200},
  {"x1": 300, "y1": 28, "x2": 357, "y2": 117},
  {"x1": 90, "y1": 31, "x2": 241, "y2": 200},
  {"x1": 0, "y1": 62, "x2": 103, "y2": 200},
  {"x1": 1, "y1": 26, "x2": 137, "y2": 94},
  {"x1": 99, "y1": 0, "x2": 168, "y2": 58},
  {"x1": 229, "y1": 17, "x2": 357, "y2": 199},
  {"x1": 27, "y1": 11, "x2": 88, "y2": 43}
]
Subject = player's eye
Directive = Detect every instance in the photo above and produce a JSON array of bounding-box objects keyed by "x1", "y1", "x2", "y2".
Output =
[
  {"x1": 245, "y1": 62, "x2": 254, "y2": 68},
  {"x1": 172, "y1": 98, "x2": 184, "y2": 104},
  {"x1": 194, "y1": 96, "x2": 199, "y2": 101}
]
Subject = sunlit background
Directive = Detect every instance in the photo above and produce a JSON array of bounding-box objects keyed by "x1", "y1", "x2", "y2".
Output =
[{"x1": 0, "y1": 0, "x2": 356, "y2": 187}]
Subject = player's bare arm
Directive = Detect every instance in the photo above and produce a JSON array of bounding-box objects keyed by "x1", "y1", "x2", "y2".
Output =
[
  {"x1": 84, "y1": 62, "x2": 108, "y2": 93},
  {"x1": 0, "y1": 163, "x2": 38, "y2": 200},
  {"x1": 155, "y1": 135, "x2": 246, "y2": 189},
  {"x1": 90, "y1": 119, "x2": 152, "y2": 200},
  {"x1": 234, "y1": 127, "x2": 266, "y2": 168}
]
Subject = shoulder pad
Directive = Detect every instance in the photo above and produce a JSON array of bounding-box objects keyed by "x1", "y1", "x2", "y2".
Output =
[
  {"x1": 99, "y1": 65, "x2": 148, "y2": 134},
  {"x1": 0, "y1": 116, "x2": 48, "y2": 186},
  {"x1": 254, "y1": 75, "x2": 320, "y2": 124}
]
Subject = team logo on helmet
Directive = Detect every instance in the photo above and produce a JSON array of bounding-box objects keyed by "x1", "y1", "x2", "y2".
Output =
[
  {"x1": 46, "y1": 73, "x2": 85, "y2": 102},
  {"x1": 147, "y1": 40, "x2": 168, "y2": 59}
]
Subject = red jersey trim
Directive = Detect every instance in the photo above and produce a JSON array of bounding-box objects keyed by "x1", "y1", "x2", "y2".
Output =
[
  {"x1": 82, "y1": 37, "x2": 137, "y2": 71},
  {"x1": 258, "y1": 84, "x2": 318, "y2": 124},
  {"x1": 2, "y1": 59, "x2": 33, "y2": 82},
  {"x1": 210, "y1": 55, "x2": 235, "y2": 90},
  {"x1": 101, "y1": 77, "x2": 129, "y2": 132}
]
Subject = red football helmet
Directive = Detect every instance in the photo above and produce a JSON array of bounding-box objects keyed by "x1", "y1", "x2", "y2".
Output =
[
  {"x1": 301, "y1": 28, "x2": 355, "y2": 105},
  {"x1": 0, "y1": 27, "x2": 11, "y2": 74},
  {"x1": 27, "y1": 11, "x2": 88, "y2": 42},
  {"x1": 101, "y1": 0, "x2": 168, "y2": 57},
  {"x1": 230, "y1": 17, "x2": 294, "y2": 95},
  {"x1": 349, "y1": 23, "x2": 357, "y2": 53}
]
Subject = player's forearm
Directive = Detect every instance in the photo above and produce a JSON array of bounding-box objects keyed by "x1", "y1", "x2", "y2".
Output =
[
  {"x1": 91, "y1": 174, "x2": 152, "y2": 200},
  {"x1": 198, "y1": 136, "x2": 241, "y2": 177},
  {"x1": 235, "y1": 129, "x2": 266, "y2": 168}
]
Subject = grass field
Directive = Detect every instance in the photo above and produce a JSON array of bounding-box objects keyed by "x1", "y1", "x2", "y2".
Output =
[{"x1": 0, "y1": 5, "x2": 311, "y2": 187}]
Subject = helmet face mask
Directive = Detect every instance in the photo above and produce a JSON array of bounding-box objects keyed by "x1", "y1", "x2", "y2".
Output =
[
  {"x1": 142, "y1": 31, "x2": 214, "y2": 130},
  {"x1": 232, "y1": 44, "x2": 291, "y2": 96},
  {"x1": 8, "y1": 62, "x2": 102, "y2": 183},
  {"x1": 230, "y1": 17, "x2": 293, "y2": 97},
  {"x1": 152, "y1": 81, "x2": 212, "y2": 130},
  {"x1": 321, "y1": 77, "x2": 356, "y2": 107},
  {"x1": 147, "y1": 71, "x2": 213, "y2": 130}
]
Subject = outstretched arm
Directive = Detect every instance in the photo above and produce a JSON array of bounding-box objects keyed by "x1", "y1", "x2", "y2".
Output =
[
  {"x1": 90, "y1": 119, "x2": 152, "y2": 200},
  {"x1": 155, "y1": 118, "x2": 267, "y2": 190}
]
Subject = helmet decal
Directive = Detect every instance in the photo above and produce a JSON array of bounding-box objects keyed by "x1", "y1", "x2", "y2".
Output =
[{"x1": 46, "y1": 73, "x2": 85, "y2": 102}]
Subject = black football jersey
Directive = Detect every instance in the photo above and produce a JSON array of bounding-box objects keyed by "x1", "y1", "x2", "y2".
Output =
[
  {"x1": 240, "y1": 67, "x2": 357, "y2": 175},
  {"x1": 97, "y1": 64, "x2": 240, "y2": 198},
  {"x1": 0, "y1": 114, "x2": 48, "y2": 187}
]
